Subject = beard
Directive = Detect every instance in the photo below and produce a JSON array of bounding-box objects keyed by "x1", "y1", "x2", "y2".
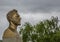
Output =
[{"x1": 11, "y1": 19, "x2": 21, "y2": 26}]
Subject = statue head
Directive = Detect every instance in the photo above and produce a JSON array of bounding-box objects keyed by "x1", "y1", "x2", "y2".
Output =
[{"x1": 7, "y1": 9, "x2": 21, "y2": 26}]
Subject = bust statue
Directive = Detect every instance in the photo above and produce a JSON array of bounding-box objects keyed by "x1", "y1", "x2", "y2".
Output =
[{"x1": 3, "y1": 9, "x2": 22, "y2": 42}]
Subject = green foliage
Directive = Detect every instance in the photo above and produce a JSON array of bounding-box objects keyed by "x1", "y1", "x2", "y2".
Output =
[
  {"x1": 0, "y1": 40, "x2": 2, "y2": 42},
  {"x1": 20, "y1": 17, "x2": 60, "y2": 42}
]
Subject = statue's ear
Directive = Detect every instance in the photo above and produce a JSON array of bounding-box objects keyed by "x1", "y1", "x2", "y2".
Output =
[
  {"x1": 8, "y1": 17, "x2": 13, "y2": 22},
  {"x1": 10, "y1": 18, "x2": 14, "y2": 22}
]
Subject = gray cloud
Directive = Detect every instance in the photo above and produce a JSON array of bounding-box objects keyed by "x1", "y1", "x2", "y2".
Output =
[
  {"x1": 20, "y1": 0, "x2": 60, "y2": 13},
  {"x1": 0, "y1": 0, "x2": 60, "y2": 13}
]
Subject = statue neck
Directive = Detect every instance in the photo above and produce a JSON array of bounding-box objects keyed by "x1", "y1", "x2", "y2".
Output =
[{"x1": 9, "y1": 22, "x2": 17, "y2": 31}]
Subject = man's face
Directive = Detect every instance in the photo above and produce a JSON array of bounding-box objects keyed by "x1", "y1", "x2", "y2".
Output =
[{"x1": 11, "y1": 13, "x2": 21, "y2": 25}]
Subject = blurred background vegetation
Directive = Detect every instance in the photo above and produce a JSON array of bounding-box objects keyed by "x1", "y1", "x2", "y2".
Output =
[
  {"x1": 0, "y1": 40, "x2": 2, "y2": 42},
  {"x1": 20, "y1": 16, "x2": 60, "y2": 42}
]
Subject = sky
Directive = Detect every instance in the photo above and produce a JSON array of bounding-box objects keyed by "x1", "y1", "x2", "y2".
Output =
[{"x1": 0, "y1": 0, "x2": 60, "y2": 40}]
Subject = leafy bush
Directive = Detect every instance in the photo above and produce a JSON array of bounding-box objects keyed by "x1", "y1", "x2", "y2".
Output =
[{"x1": 20, "y1": 17, "x2": 60, "y2": 42}]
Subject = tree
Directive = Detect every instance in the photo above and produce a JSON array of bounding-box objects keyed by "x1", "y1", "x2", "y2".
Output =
[{"x1": 20, "y1": 16, "x2": 60, "y2": 42}]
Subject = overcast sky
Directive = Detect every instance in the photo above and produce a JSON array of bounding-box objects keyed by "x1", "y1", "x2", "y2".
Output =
[{"x1": 0, "y1": 0, "x2": 60, "y2": 40}]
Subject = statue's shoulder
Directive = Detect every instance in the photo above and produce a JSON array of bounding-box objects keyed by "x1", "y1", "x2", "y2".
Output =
[
  {"x1": 3, "y1": 28, "x2": 16, "y2": 38},
  {"x1": 3, "y1": 28, "x2": 9, "y2": 38},
  {"x1": 4, "y1": 28, "x2": 10, "y2": 34}
]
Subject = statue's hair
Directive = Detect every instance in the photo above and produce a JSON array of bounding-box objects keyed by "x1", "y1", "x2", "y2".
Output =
[{"x1": 7, "y1": 9, "x2": 17, "y2": 22}]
